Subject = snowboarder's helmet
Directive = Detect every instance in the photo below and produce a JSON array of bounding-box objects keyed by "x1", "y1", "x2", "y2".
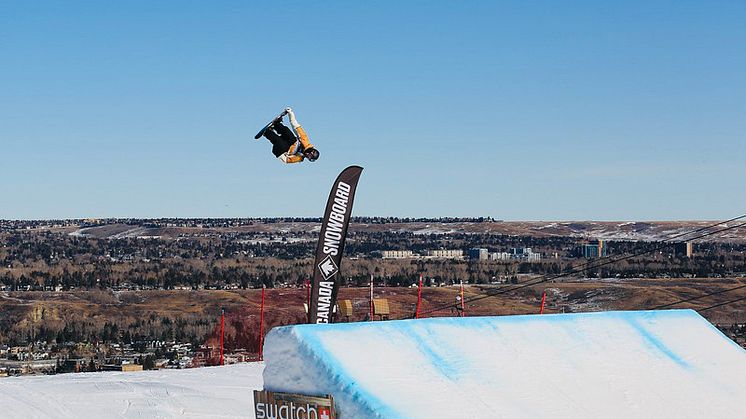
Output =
[{"x1": 304, "y1": 147, "x2": 319, "y2": 162}]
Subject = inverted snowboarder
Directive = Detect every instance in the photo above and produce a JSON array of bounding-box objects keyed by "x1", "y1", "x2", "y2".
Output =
[{"x1": 255, "y1": 107, "x2": 319, "y2": 164}]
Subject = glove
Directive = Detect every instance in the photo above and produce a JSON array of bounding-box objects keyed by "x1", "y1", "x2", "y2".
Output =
[{"x1": 286, "y1": 108, "x2": 300, "y2": 128}]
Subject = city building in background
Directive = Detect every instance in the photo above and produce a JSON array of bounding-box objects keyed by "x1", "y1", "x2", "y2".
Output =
[
  {"x1": 468, "y1": 248, "x2": 489, "y2": 261},
  {"x1": 489, "y1": 252, "x2": 512, "y2": 261},
  {"x1": 581, "y1": 240, "x2": 607, "y2": 258},
  {"x1": 426, "y1": 249, "x2": 464, "y2": 259},
  {"x1": 674, "y1": 242, "x2": 694, "y2": 258},
  {"x1": 511, "y1": 248, "x2": 542, "y2": 262},
  {"x1": 381, "y1": 250, "x2": 415, "y2": 259}
]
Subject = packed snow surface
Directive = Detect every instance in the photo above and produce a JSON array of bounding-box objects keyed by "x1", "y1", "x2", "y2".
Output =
[
  {"x1": 4, "y1": 311, "x2": 745, "y2": 418},
  {"x1": 0, "y1": 363, "x2": 264, "y2": 418},
  {"x1": 263, "y1": 310, "x2": 746, "y2": 418}
]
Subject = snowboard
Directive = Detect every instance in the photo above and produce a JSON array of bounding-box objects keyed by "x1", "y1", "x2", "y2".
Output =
[{"x1": 254, "y1": 110, "x2": 289, "y2": 140}]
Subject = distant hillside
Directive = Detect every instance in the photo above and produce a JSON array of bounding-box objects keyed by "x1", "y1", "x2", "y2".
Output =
[{"x1": 55, "y1": 219, "x2": 746, "y2": 243}]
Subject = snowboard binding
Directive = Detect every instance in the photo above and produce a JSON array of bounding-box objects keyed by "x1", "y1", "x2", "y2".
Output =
[{"x1": 254, "y1": 109, "x2": 290, "y2": 140}]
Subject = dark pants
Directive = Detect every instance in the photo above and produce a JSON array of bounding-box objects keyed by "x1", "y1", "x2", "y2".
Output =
[{"x1": 264, "y1": 122, "x2": 297, "y2": 157}]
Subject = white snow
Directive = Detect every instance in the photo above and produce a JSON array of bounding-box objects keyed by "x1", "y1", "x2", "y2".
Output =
[
  {"x1": 68, "y1": 226, "x2": 161, "y2": 239},
  {"x1": 411, "y1": 227, "x2": 457, "y2": 235},
  {"x1": 535, "y1": 222, "x2": 558, "y2": 230},
  {"x1": 263, "y1": 310, "x2": 746, "y2": 418},
  {"x1": 5, "y1": 311, "x2": 746, "y2": 418},
  {"x1": 0, "y1": 363, "x2": 264, "y2": 418}
]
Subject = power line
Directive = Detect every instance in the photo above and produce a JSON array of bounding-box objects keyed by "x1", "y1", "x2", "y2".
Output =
[
  {"x1": 698, "y1": 296, "x2": 746, "y2": 313},
  {"x1": 400, "y1": 215, "x2": 746, "y2": 319},
  {"x1": 414, "y1": 218, "x2": 746, "y2": 318},
  {"x1": 651, "y1": 284, "x2": 746, "y2": 310}
]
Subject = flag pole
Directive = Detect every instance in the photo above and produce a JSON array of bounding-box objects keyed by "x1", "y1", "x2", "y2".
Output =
[
  {"x1": 415, "y1": 274, "x2": 423, "y2": 319},
  {"x1": 369, "y1": 274, "x2": 374, "y2": 321},
  {"x1": 539, "y1": 291, "x2": 547, "y2": 314},
  {"x1": 259, "y1": 286, "x2": 266, "y2": 361},
  {"x1": 459, "y1": 281, "x2": 465, "y2": 317},
  {"x1": 219, "y1": 308, "x2": 225, "y2": 366}
]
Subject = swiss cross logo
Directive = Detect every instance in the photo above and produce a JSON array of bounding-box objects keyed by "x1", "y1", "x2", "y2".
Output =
[
  {"x1": 319, "y1": 407, "x2": 331, "y2": 419},
  {"x1": 317, "y1": 255, "x2": 339, "y2": 280}
]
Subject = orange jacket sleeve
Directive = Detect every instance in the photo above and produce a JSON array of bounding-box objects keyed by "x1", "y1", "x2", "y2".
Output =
[
  {"x1": 295, "y1": 126, "x2": 314, "y2": 150},
  {"x1": 284, "y1": 154, "x2": 304, "y2": 164}
]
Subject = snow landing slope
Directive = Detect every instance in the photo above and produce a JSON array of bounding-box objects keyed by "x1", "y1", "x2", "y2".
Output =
[
  {"x1": 263, "y1": 310, "x2": 746, "y2": 418},
  {"x1": 0, "y1": 363, "x2": 263, "y2": 418}
]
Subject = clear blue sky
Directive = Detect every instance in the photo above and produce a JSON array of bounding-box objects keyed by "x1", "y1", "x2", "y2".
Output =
[{"x1": 1, "y1": 1, "x2": 744, "y2": 220}]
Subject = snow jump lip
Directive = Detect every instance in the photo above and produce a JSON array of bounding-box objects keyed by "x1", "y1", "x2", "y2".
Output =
[{"x1": 262, "y1": 309, "x2": 746, "y2": 418}]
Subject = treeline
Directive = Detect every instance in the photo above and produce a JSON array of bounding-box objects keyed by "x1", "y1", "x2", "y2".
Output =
[
  {"x1": 2, "y1": 229, "x2": 746, "y2": 291},
  {"x1": 29, "y1": 316, "x2": 212, "y2": 347},
  {"x1": 0, "y1": 309, "x2": 217, "y2": 348},
  {"x1": 0, "y1": 289, "x2": 303, "y2": 351},
  {"x1": 1, "y1": 217, "x2": 505, "y2": 231},
  {"x1": 2, "y1": 252, "x2": 746, "y2": 292}
]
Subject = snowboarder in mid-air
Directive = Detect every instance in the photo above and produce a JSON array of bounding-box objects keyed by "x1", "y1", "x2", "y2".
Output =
[{"x1": 255, "y1": 107, "x2": 319, "y2": 164}]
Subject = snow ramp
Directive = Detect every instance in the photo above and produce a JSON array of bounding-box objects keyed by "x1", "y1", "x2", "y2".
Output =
[{"x1": 263, "y1": 309, "x2": 746, "y2": 418}]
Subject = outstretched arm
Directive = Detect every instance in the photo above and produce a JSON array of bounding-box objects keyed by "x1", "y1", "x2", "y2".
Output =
[
  {"x1": 286, "y1": 108, "x2": 314, "y2": 150},
  {"x1": 282, "y1": 154, "x2": 304, "y2": 164}
]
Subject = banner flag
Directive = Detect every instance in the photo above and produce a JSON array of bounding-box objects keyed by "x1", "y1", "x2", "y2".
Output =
[{"x1": 309, "y1": 166, "x2": 364, "y2": 324}]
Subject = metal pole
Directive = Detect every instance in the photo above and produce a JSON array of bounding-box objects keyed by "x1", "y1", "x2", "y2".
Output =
[
  {"x1": 415, "y1": 274, "x2": 423, "y2": 319},
  {"x1": 219, "y1": 308, "x2": 225, "y2": 366},
  {"x1": 540, "y1": 291, "x2": 547, "y2": 314},
  {"x1": 459, "y1": 280, "x2": 465, "y2": 317},
  {"x1": 369, "y1": 274, "x2": 374, "y2": 321},
  {"x1": 305, "y1": 279, "x2": 311, "y2": 323},
  {"x1": 259, "y1": 285, "x2": 266, "y2": 361}
]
